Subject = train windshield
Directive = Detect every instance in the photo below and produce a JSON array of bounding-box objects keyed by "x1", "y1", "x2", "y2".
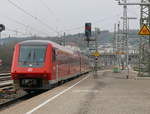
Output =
[{"x1": 19, "y1": 45, "x2": 47, "y2": 67}]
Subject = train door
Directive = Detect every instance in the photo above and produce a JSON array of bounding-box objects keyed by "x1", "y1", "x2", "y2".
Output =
[
  {"x1": 52, "y1": 48, "x2": 58, "y2": 82},
  {"x1": 80, "y1": 56, "x2": 82, "y2": 73},
  {"x1": 56, "y1": 50, "x2": 59, "y2": 82}
]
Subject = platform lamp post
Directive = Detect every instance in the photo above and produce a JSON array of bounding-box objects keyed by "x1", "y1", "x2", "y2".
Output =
[{"x1": 0, "y1": 24, "x2": 5, "y2": 46}]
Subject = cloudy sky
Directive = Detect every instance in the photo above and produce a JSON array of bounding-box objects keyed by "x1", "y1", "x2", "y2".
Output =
[{"x1": 0, "y1": 0, "x2": 140, "y2": 37}]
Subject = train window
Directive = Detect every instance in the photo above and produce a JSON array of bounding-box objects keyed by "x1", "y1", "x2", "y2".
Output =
[
  {"x1": 52, "y1": 49, "x2": 56, "y2": 62},
  {"x1": 19, "y1": 45, "x2": 47, "y2": 67}
]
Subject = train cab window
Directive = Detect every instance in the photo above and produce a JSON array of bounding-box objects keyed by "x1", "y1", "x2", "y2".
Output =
[
  {"x1": 19, "y1": 45, "x2": 47, "y2": 67},
  {"x1": 52, "y1": 49, "x2": 56, "y2": 62}
]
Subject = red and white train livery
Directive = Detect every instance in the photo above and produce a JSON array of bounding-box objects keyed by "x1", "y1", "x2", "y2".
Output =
[{"x1": 11, "y1": 40, "x2": 89, "y2": 92}]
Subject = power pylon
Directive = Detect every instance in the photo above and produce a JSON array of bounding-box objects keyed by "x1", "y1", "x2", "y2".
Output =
[
  {"x1": 122, "y1": 0, "x2": 128, "y2": 52},
  {"x1": 116, "y1": 0, "x2": 150, "y2": 76},
  {"x1": 140, "y1": 0, "x2": 150, "y2": 76},
  {"x1": 122, "y1": 0, "x2": 128, "y2": 70}
]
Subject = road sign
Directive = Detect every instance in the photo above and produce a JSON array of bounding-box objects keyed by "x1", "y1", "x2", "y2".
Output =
[
  {"x1": 93, "y1": 51, "x2": 100, "y2": 57},
  {"x1": 138, "y1": 24, "x2": 150, "y2": 35}
]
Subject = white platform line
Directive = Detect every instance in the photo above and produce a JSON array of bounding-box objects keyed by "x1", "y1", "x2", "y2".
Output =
[{"x1": 25, "y1": 74, "x2": 90, "y2": 114}]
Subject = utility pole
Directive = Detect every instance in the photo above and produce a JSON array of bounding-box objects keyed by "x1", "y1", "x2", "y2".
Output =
[
  {"x1": 63, "y1": 32, "x2": 66, "y2": 46},
  {"x1": 94, "y1": 28, "x2": 100, "y2": 76},
  {"x1": 116, "y1": 0, "x2": 150, "y2": 76},
  {"x1": 113, "y1": 24, "x2": 117, "y2": 54},
  {"x1": 121, "y1": 17, "x2": 137, "y2": 77},
  {"x1": 127, "y1": 17, "x2": 137, "y2": 78},
  {"x1": 147, "y1": 0, "x2": 150, "y2": 76},
  {"x1": 139, "y1": 0, "x2": 150, "y2": 76},
  {"x1": 117, "y1": 22, "x2": 121, "y2": 68},
  {"x1": 113, "y1": 24, "x2": 117, "y2": 65},
  {"x1": 84, "y1": 23, "x2": 100, "y2": 76},
  {"x1": 122, "y1": 0, "x2": 128, "y2": 57},
  {"x1": 118, "y1": 0, "x2": 128, "y2": 72}
]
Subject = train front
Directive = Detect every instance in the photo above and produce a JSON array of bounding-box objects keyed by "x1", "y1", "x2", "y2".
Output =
[{"x1": 11, "y1": 40, "x2": 52, "y2": 92}]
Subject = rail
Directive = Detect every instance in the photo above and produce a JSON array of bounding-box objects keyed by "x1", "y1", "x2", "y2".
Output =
[
  {"x1": 0, "y1": 73, "x2": 13, "y2": 91},
  {"x1": 0, "y1": 73, "x2": 11, "y2": 77}
]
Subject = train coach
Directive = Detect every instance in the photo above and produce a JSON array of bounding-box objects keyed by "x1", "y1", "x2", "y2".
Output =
[{"x1": 11, "y1": 40, "x2": 89, "y2": 93}]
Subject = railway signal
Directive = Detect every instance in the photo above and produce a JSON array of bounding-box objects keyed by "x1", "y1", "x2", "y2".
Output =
[
  {"x1": 95, "y1": 57, "x2": 98, "y2": 63},
  {"x1": 0, "y1": 24, "x2": 5, "y2": 32},
  {"x1": 85, "y1": 23, "x2": 92, "y2": 42},
  {"x1": 0, "y1": 24, "x2": 5, "y2": 45}
]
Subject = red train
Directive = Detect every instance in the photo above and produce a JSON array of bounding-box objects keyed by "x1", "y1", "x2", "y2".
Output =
[{"x1": 11, "y1": 40, "x2": 89, "y2": 92}]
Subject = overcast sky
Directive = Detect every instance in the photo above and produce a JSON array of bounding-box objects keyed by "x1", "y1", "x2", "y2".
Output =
[{"x1": 0, "y1": 0, "x2": 140, "y2": 37}]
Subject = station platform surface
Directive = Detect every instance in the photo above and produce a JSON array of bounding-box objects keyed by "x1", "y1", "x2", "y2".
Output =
[{"x1": 1, "y1": 69, "x2": 150, "y2": 114}]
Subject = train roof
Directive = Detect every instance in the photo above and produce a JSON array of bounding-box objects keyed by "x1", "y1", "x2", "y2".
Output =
[{"x1": 18, "y1": 40, "x2": 74, "y2": 54}]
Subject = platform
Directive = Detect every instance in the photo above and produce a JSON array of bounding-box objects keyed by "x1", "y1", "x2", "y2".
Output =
[{"x1": 1, "y1": 70, "x2": 150, "y2": 114}]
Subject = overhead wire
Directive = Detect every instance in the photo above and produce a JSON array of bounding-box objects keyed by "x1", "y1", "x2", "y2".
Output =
[
  {"x1": 7, "y1": 0, "x2": 134, "y2": 36},
  {"x1": 7, "y1": 28, "x2": 26, "y2": 34},
  {"x1": 38, "y1": 0, "x2": 63, "y2": 34},
  {"x1": 3, "y1": 16, "x2": 48, "y2": 35},
  {"x1": 7, "y1": 0, "x2": 121, "y2": 35},
  {"x1": 1, "y1": 16, "x2": 51, "y2": 37},
  {"x1": 63, "y1": 13, "x2": 122, "y2": 33},
  {"x1": 6, "y1": 27, "x2": 33, "y2": 36},
  {"x1": 7, "y1": 0, "x2": 38, "y2": 20},
  {"x1": 38, "y1": 0, "x2": 60, "y2": 22},
  {"x1": 7, "y1": 0, "x2": 58, "y2": 35}
]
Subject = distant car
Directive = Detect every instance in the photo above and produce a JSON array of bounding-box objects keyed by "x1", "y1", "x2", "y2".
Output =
[{"x1": 11, "y1": 40, "x2": 89, "y2": 93}]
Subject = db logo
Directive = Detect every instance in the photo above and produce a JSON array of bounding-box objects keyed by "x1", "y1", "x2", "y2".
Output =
[{"x1": 28, "y1": 68, "x2": 33, "y2": 72}]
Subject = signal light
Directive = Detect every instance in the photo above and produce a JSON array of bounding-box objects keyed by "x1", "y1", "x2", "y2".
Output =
[
  {"x1": 0, "y1": 24, "x2": 5, "y2": 32},
  {"x1": 95, "y1": 57, "x2": 98, "y2": 63},
  {"x1": 85, "y1": 23, "x2": 92, "y2": 40},
  {"x1": 95, "y1": 57, "x2": 98, "y2": 60}
]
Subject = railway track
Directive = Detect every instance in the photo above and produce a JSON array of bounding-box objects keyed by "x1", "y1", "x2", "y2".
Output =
[
  {"x1": 0, "y1": 71, "x2": 90, "y2": 110},
  {"x1": 0, "y1": 73, "x2": 27, "y2": 110},
  {"x1": 0, "y1": 73, "x2": 13, "y2": 91},
  {"x1": 0, "y1": 93, "x2": 27, "y2": 110},
  {"x1": 0, "y1": 91, "x2": 44, "y2": 111},
  {"x1": 0, "y1": 73, "x2": 11, "y2": 82}
]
